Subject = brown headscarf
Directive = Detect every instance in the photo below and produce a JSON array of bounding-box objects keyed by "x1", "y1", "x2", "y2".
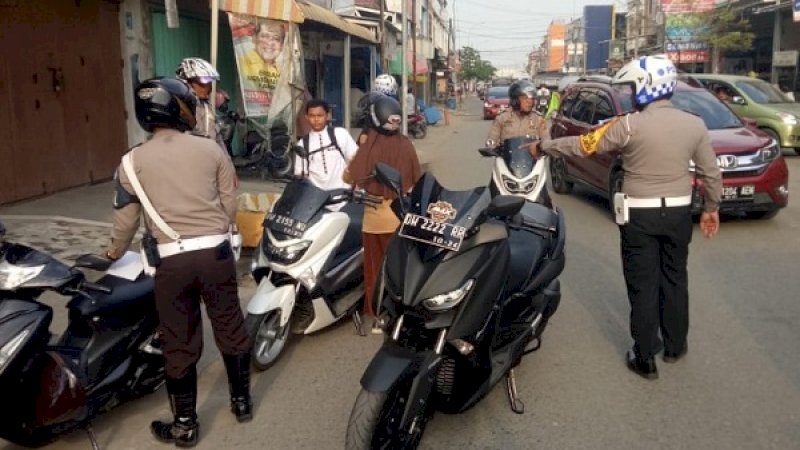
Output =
[{"x1": 347, "y1": 129, "x2": 422, "y2": 200}]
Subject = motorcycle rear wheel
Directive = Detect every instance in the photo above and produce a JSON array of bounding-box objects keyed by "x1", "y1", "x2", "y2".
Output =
[
  {"x1": 411, "y1": 124, "x2": 427, "y2": 139},
  {"x1": 345, "y1": 382, "x2": 429, "y2": 450},
  {"x1": 246, "y1": 311, "x2": 290, "y2": 371}
]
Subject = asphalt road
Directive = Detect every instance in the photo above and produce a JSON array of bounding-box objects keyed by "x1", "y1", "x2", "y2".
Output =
[{"x1": 3, "y1": 97, "x2": 799, "y2": 449}]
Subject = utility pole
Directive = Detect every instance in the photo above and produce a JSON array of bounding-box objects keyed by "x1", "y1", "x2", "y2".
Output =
[
  {"x1": 771, "y1": 0, "x2": 783, "y2": 83},
  {"x1": 401, "y1": 0, "x2": 408, "y2": 135},
  {"x1": 379, "y1": 0, "x2": 386, "y2": 74}
]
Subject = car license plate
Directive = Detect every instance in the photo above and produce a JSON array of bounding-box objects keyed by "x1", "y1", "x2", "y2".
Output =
[
  {"x1": 721, "y1": 185, "x2": 755, "y2": 201},
  {"x1": 265, "y1": 212, "x2": 307, "y2": 238},
  {"x1": 398, "y1": 213, "x2": 467, "y2": 252}
]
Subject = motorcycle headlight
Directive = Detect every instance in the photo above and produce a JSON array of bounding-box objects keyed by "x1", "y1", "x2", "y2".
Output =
[
  {"x1": 264, "y1": 240, "x2": 311, "y2": 265},
  {"x1": 422, "y1": 279, "x2": 475, "y2": 311},
  {"x1": 775, "y1": 112, "x2": 798, "y2": 126},
  {"x1": 502, "y1": 175, "x2": 539, "y2": 194},
  {"x1": 0, "y1": 329, "x2": 30, "y2": 376},
  {"x1": 0, "y1": 262, "x2": 44, "y2": 290},
  {"x1": 758, "y1": 139, "x2": 781, "y2": 162}
]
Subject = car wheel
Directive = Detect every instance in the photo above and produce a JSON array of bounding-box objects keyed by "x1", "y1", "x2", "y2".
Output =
[
  {"x1": 549, "y1": 157, "x2": 573, "y2": 194},
  {"x1": 746, "y1": 210, "x2": 779, "y2": 220}
]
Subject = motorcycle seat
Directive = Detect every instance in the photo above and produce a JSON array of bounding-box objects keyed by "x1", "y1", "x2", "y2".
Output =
[{"x1": 67, "y1": 275, "x2": 155, "y2": 318}]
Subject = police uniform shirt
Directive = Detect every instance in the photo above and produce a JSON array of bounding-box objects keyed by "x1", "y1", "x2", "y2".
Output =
[
  {"x1": 540, "y1": 99, "x2": 722, "y2": 211},
  {"x1": 293, "y1": 126, "x2": 359, "y2": 191},
  {"x1": 110, "y1": 129, "x2": 237, "y2": 254},
  {"x1": 487, "y1": 110, "x2": 551, "y2": 145}
]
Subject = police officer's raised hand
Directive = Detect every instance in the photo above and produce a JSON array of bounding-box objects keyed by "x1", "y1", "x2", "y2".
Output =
[{"x1": 700, "y1": 211, "x2": 720, "y2": 239}]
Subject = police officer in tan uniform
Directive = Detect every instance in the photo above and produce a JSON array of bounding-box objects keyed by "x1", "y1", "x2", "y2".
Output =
[
  {"x1": 105, "y1": 78, "x2": 251, "y2": 447},
  {"x1": 487, "y1": 80, "x2": 550, "y2": 145},
  {"x1": 529, "y1": 55, "x2": 722, "y2": 380}
]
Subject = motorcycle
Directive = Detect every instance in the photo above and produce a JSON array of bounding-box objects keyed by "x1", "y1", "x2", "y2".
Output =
[
  {"x1": 535, "y1": 95, "x2": 549, "y2": 115},
  {"x1": 481, "y1": 136, "x2": 551, "y2": 206},
  {"x1": 244, "y1": 165, "x2": 381, "y2": 370},
  {"x1": 344, "y1": 163, "x2": 566, "y2": 449},
  {"x1": 0, "y1": 224, "x2": 163, "y2": 448},
  {"x1": 407, "y1": 112, "x2": 427, "y2": 139}
]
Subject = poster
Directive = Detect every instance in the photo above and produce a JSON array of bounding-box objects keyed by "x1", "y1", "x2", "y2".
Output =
[
  {"x1": 661, "y1": 0, "x2": 716, "y2": 64},
  {"x1": 228, "y1": 13, "x2": 290, "y2": 118}
]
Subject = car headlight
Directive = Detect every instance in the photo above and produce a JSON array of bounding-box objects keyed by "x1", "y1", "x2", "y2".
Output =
[
  {"x1": 776, "y1": 112, "x2": 798, "y2": 125},
  {"x1": 0, "y1": 262, "x2": 44, "y2": 290},
  {"x1": 263, "y1": 240, "x2": 311, "y2": 265},
  {"x1": 422, "y1": 279, "x2": 475, "y2": 311},
  {"x1": 0, "y1": 329, "x2": 30, "y2": 376},
  {"x1": 758, "y1": 139, "x2": 781, "y2": 162},
  {"x1": 502, "y1": 175, "x2": 539, "y2": 194}
]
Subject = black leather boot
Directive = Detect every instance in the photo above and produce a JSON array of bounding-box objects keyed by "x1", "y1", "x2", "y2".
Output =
[
  {"x1": 223, "y1": 353, "x2": 253, "y2": 423},
  {"x1": 151, "y1": 369, "x2": 199, "y2": 447},
  {"x1": 626, "y1": 349, "x2": 659, "y2": 380}
]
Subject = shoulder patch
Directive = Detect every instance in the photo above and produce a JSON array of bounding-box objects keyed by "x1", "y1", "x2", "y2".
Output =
[{"x1": 579, "y1": 118, "x2": 618, "y2": 155}]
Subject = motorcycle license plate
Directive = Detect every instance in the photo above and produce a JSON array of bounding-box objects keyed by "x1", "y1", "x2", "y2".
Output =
[
  {"x1": 265, "y1": 212, "x2": 307, "y2": 238},
  {"x1": 398, "y1": 213, "x2": 467, "y2": 252},
  {"x1": 721, "y1": 184, "x2": 754, "y2": 201}
]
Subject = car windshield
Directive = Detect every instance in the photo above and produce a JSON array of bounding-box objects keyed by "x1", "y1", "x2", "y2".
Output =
[
  {"x1": 487, "y1": 87, "x2": 509, "y2": 99},
  {"x1": 671, "y1": 89, "x2": 743, "y2": 130},
  {"x1": 734, "y1": 79, "x2": 792, "y2": 104}
]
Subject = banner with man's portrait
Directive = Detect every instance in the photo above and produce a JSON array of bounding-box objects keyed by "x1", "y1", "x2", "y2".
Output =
[{"x1": 228, "y1": 13, "x2": 290, "y2": 118}]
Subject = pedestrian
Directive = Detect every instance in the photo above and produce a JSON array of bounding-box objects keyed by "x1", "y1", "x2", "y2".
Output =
[
  {"x1": 293, "y1": 98, "x2": 359, "y2": 202},
  {"x1": 104, "y1": 77, "x2": 252, "y2": 447},
  {"x1": 345, "y1": 94, "x2": 421, "y2": 330},
  {"x1": 527, "y1": 55, "x2": 722, "y2": 379},
  {"x1": 406, "y1": 86, "x2": 417, "y2": 115}
]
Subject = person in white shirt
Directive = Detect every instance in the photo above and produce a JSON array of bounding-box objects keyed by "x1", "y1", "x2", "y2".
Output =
[
  {"x1": 405, "y1": 87, "x2": 416, "y2": 115},
  {"x1": 293, "y1": 99, "x2": 359, "y2": 209}
]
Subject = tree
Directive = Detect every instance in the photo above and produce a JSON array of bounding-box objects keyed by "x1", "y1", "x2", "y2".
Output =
[
  {"x1": 692, "y1": 5, "x2": 755, "y2": 73},
  {"x1": 458, "y1": 46, "x2": 496, "y2": 82}
]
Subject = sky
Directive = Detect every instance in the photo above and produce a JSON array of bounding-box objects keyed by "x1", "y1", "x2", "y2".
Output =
[{"x1": 453, "y1": 0, "x2": 625, "y2": 71}]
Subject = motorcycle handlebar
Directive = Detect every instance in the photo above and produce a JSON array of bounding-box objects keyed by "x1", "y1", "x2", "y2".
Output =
[{"x1": 82, "y1": 281, "x2": 113, "y2": 295}]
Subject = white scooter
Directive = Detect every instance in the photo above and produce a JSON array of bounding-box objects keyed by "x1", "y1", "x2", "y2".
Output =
[
  {"x1": 244, "y1": 176, "x2": 379, "y2": 370},
  {"x1": 480, "y1": 136, "x2": 551, "y2": 206}
]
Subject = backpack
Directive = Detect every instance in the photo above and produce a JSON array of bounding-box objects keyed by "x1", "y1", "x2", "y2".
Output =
[{"x1": 300, "y1": 126, "x2": 345, "y2": 177}]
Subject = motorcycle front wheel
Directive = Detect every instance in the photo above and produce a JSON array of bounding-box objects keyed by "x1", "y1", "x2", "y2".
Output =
[
  {"x1": 245, "y1": 310, "x2": 290, "y2": 371},
  {"x1": 345, "y1": 381, "x2": 430, "y2": 450}
]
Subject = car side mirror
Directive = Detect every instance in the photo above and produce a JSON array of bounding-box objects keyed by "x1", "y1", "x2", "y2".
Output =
[
  {"x1": 374, "y1": 162, "x2": 402, "y2": 197},
  {"x1": 741, "y1": 117, "x2": 757, "y2": 128},
  {"x1": 731, "y1": 96, "x2": 746, "y2": 105},
  {"x1": 292, "y1": 145, "x2": 308, "y2": 159},
  {"x1": 486, "y1": 195, "x2": 525, "y2": 218}
]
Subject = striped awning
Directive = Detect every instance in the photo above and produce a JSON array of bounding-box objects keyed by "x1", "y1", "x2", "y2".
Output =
[{"x1": 221, "y1": 0, "x2": 305, "y2": 23}]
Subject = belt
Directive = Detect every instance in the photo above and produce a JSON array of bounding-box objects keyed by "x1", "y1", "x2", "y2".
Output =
[
  {"x1": 158, "y1": 234, "x2": 229, "y2": 258},
  {"x1": 627, "y1": 195, "x2": 692, "y2": 208}
]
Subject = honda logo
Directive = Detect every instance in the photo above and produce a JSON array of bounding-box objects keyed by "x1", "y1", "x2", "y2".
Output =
[{"x1": 717, "y1": 154, "x2": 737, "y2": 169}]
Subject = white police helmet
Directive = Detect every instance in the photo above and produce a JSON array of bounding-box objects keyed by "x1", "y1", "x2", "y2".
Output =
[
  {"x1": 612, "y1": 54, "x2": 677, "y2": 107},
  {"x1": 176, "y1": 57, "x2": 220, "y2": 84},
  {"x1": 373, "y1": 74, "x2": 398, "y2": 96}
]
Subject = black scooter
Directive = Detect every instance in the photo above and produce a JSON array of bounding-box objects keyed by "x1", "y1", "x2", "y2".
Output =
[
  {"x1": 344, "y1": 164, "x2": 566, "y2": 449},
  {"x1": 0, "y1": 224, "x2": 163, "y2": 449}
]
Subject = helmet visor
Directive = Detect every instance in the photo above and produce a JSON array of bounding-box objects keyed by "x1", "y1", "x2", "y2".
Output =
[{"x1": 194, "y1": 76, "x2": 216, "y2": 85}]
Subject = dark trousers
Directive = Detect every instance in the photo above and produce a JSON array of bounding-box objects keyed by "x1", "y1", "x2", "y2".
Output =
[
  {"x1": 620, "y1": 205, "x2": 692, "y2": 359},
  {"x1": 362, "y1": 233, "x2": 394, "y2": 317},
  {"x1": 154, "y1": 246, "x2": 250, "y2": 379}
]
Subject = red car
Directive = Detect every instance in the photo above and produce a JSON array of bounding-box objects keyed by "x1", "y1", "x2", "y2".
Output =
[
  {"x1": 549, "y1": 77, "x2": 789, "y2": 219},
  {"x1": 483, "y1": 86, "x2": 510, "y2": 120}
]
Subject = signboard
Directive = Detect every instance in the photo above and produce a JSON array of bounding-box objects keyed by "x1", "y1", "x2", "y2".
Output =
[
  {"x1": 608, "y1": 40, "x2": 624, "y2": 60},
  {"x1": 661, "y1": 1, "x2": 716, "y2": 64},
  {"x1": 773, "y1": 50, "x2": 799, "y2": 68},
  {"x1": 229, "y1": 13, "x2": 291, "y2": 117}
]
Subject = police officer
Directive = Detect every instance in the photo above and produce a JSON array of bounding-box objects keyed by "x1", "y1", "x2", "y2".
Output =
[
  {"x1": 487, "y1": 79, "x2": 550, "y2": 146},
  {"x1": 176, "y1": 57, "x2": 226, "y2": 149},
  {"x1": 528, "y1": 55, "x2": 722, "y2": 380},
  {"x1": 105, "y1": 77, "x2": 252, "y2": 447}
]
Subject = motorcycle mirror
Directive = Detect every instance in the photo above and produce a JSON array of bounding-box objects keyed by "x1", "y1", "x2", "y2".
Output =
[
  {"x1": 74, "y1": 253, "x2": 113, "y2": 272},
  {"x1": 478, "y1": 148, "x2": 498, "y2": 157},
  {"x1": 292, "y1": 145, "x2": 308, "y2": 159},
  {"x1": 374, "y1": 163, "x2": 402, "y2": 197},
  {"x1": 486, "y1": 195, "x2": 525, "y2": 218}
]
